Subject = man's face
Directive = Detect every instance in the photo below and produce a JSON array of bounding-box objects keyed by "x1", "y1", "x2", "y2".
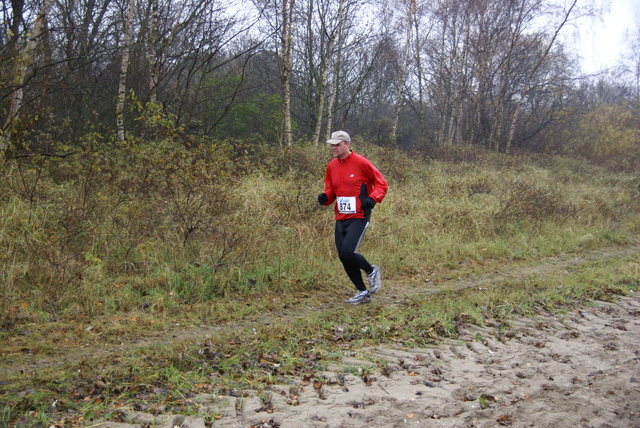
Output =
[{"x1": 330, "y1": 141, "x2": 350, "y2": 160}]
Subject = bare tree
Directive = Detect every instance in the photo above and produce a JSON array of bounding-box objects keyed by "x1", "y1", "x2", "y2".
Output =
[
  {"x1": 623, "y1": 14, "x2": 640, "y2": 103},
  {"x1": 406, "y1": 0, "x2": 431, "y2": 145},
  {"x1": 144, "y1": 0, "x2": 189, "y2": 105},
  {"x1": 146, "y1": 0, "x2": 160, "y2": 104},
  {"x1": 427, "y1": 0, "x2": 473, "y2": 147},
  {"x1": 311, "y1": 0, "x2": 345, "y2": 145},
  {"x1": 504, "y1": 0, "x2": 578, "y2": 152},
  {"x1": 324, "y1": 0, "x2": 348, "y2": 140},
  {"x1": 390, "y1": 0, "x2": 414, "y2": 146},
  {"x1": 279, "y1": 0, "x2": 295, "y2": 146},
  {"x1": 1, "y1": 0, "x2": 55, "y2": 155},
  {"x1": 116, "y1": 0, "x2": 136, "y2": 142},
  {"x1": 385, "y1": 0, "x2": 433, "y2": 147},
  {"x1": 422, "y1": 0, "x2": 581, "y2": 151},
  {"x1": 0, "y1": 0, "x2": 602, "y2": 152}
]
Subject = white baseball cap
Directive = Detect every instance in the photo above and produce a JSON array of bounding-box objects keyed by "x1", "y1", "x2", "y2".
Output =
[{"x1": 326, "y1": 130, "x2": 351, "y2": 145}]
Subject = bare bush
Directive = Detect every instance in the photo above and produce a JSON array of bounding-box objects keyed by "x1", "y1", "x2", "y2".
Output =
[{"x1": 495, "y1": 181, "x2": 580, "y2": 232}]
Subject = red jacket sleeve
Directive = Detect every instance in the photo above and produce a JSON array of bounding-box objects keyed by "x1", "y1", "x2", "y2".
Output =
[
  {"x1": 323, "y1": 165, "x2": 336, "y2": 205},
  {"x1": 364, "y1": 160, "x2": 388, "y2": 203}
]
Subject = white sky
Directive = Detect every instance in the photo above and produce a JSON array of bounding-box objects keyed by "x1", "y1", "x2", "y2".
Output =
[{"x1": 579, "y1": 0, "x2": 638, "y2": 73}]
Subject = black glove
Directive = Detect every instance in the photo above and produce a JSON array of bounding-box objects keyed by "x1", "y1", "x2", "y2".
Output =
[
  {"x1": 318, "y1": 193, "x2": 328, "y2": 205},
  {"x1": 361, "y1": 197, "x2": 376, "y2": 210}
]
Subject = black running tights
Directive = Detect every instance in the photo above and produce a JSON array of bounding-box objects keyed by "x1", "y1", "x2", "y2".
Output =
[{"x1": 334, "y1": 219, "x2": 373, "y2": 292}]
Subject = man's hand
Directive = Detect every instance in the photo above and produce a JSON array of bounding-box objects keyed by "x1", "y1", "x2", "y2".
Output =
[
  {"x1": 361, "y1": 197, "x2": 376, "y2": 210},
  {"x1": 318, "y1": 193, "x2": 328, "y2": 205}
]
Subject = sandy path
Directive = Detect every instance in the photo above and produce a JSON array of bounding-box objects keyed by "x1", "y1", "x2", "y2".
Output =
[{"x1": 103, "y1": 293, "x2": 640, "y2": 428}]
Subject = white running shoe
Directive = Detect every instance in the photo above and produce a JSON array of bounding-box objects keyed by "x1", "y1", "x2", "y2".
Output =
[
  {"x1": 367, "y1": 265, "x2": 382, "y2": 294},
  {"x1": 345, "y1": 290, "x2": 371, "y2": 304}
]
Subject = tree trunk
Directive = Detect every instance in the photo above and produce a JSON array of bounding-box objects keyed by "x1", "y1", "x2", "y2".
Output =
[
  {"x1": 280, "y1": 0, "x2": 295, "y2": 147},
  {"x1": 313, "y1": 0, "x2": 344, "y2": 145},
  {"x1": 1, "y1": 0, "x2": 54, "y2": 155},
  {"x1": 312, "y1": 47, "x2": 331, "y2": 145},
  {"x1": 147, "y1": 0, "x2": 159, "y2": 104},
  {"x1": 117, "y1": 0, "x2": 136, "y2": 142},
  {"x1": 391, "y1": 0, "x2": 414, "y2": 146},
  {"x1": 325, "y1": 2, "x2": 346, "y2": 141},
  {"x1": 505, "y1": 0, "x2": 577, "y2": 152},
  {"x1": 412, "y1": 4, "x2": 426, "y2": 146}
]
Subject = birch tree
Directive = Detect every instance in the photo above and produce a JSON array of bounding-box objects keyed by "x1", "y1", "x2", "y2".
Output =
[
  {"x1": 312, "y1": 0, "x2": 345, "y2": 145},
  {"x1": 408, "y1": 0, "x2": 431, "y2": 145},
  {"x1": 280, "y1": 0, "x2": 295, "y2": 147},
  {"x1": 1, "y1": 0, "x2": 54, "y2": 155},
  {"x1": 324, "y1": 0, "x2": 351, "y2": 140},
  {"x1": 428, "y1": 0, "x2": 472, "y2": 147},
  {"x1": 623, "y1": 15, "x2": 640, "y2": 103},
  {"x1": 504, "y1": 0, "x2": 578, "y2": 152},
  {"x1": 146, "y1": 0, "x2": 160, "y2": 104},
  {"x1": 144, "y1": 0, "x2": 187, "y2": 105},
  {"x1": 116, "y1": 0, "x2": 136, "y2": 142},
  {"x1": 390, "y1": 0, "x2": 413, "y2": 146}
]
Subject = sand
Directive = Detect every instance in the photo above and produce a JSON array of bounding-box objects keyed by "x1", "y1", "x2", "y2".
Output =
[{"x1": 102, "y1": 293, "x2": 640, "y2": 428}]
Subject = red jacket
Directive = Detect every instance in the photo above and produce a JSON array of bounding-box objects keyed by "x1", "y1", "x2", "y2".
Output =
[{"x1": 322, "y1": 151, "x2": 388, "y2": 220}]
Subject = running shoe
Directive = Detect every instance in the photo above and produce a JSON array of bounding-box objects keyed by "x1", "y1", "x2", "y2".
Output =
[
  {"x1": 345, "y1": 290, "x2": 371, "y2": 305},
  {"x1": 367, "y1": 265, "x2": 382, "y2": 294}
]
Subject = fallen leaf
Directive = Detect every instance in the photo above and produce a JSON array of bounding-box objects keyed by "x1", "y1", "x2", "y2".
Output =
[
  {"x1": 301, "y1": 375, "x2": 311, "y2": 386},
  {"x1": 497, "y1": 413, "x2": 513, "y2": 426}
]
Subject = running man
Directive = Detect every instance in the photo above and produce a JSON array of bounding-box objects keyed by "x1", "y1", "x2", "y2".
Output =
[{"x1": 318, "y1": 131, "x2": 388, "y2": 304}]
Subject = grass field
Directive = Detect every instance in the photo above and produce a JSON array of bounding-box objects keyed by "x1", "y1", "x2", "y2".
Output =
[{"x1": 1, "y1": 141, "x2": 639, "y2": 426}]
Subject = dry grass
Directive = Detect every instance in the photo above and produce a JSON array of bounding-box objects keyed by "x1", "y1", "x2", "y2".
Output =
[
  {"x1": 1, "y1": 140, "x2": 639, "y2": 426},
  {"x1": 1, "y1": 141, "x2": 639, "y2": 317}
]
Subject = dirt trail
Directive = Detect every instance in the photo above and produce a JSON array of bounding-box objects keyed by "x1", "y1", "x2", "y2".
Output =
[
  {"x1": 407, "y1": 240, "x2": 640, "y2": 298},
  {"x1": 4, "y1": 242, "x2": 639, "y2": 371},
  {"x1": 102, "y1": 294, "x2": 640, "y2": 428},
  {"x1": 4, "y1": 242, "x2": 640, "y2": 427}
]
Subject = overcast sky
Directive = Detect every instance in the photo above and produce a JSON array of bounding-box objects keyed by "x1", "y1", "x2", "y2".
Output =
[{"x1": 578, "y1": 0, "x2": 638, "y2": 73}]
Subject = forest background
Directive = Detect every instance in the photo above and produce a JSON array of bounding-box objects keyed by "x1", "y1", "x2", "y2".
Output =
[
  {"x1": 1, "y1": 0, "x2": 640, "y2": 426},
  {"x1": 1, "y1": 0, "x2": 639, "y2": 158}
]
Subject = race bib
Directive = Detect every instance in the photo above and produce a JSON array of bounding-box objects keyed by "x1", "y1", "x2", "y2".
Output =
[{"x1": 337, "y1": 196, "x2": 356, "y2": 214}]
